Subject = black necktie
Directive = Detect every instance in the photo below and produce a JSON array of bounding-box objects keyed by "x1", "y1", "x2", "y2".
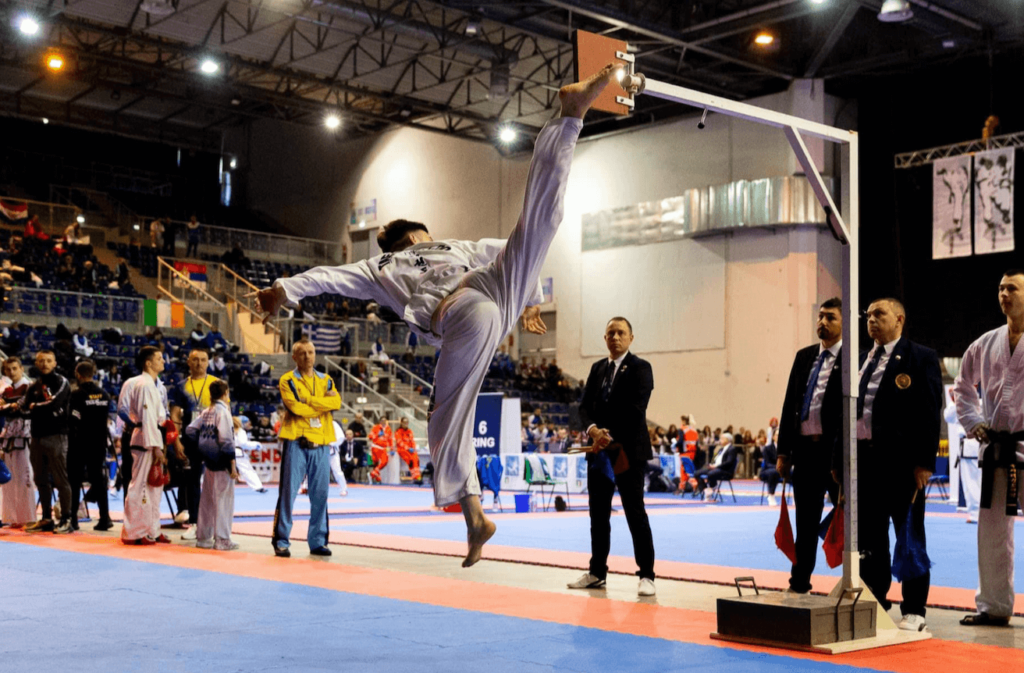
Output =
[
  {"x1": 601, "y1": 361, "x2": 616, "y2": 402},
  {"x1": 857, "y1": 347, "x2": 885, "y2": 418}
]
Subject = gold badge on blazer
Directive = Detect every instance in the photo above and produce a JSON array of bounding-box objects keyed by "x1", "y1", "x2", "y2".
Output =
[{"x1": 895, "y1": 373, "x2": 912, "y2": 389}]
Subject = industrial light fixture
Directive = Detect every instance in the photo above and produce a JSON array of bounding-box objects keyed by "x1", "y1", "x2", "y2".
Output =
[
  {"x1": 465, "y1": 19, "x2": 481, "y2": 36},
  {"x1": 229, "y1": 157, "x2": 237, "y2": 169},
  {"x1": 41, "y1": 117, "x2": 49, "y2": 124},
  {"x1": 76, "y1": 215, "x2": 85, "y2": 224},
  {"x1": 754, "y1": 32, "x2": 775, "y2": 46},
  {"x1": 942, "y1": 39, "x2": 956, "y2": 48},
  {"x1": 45, "y1": 53, "x2": 64, "y2": 71},
  {"x1": 325, "y1": 114, "x2": 341, "y2": 130},
  {"x1": 498, "y1": 125, "x2": 517, "y2": 144},
  {"x1": 878, "y1": 0, "x2": 913, "y2": 23},
  {"x1": 809, "y1": 0, "x2": 826, "y2": 5},
  {"x1": 200, "y1": 59, "x2": 219, "y2": 74},
  {"x1": 19, "y1": 17, "x2": 40, "y2": 35}
]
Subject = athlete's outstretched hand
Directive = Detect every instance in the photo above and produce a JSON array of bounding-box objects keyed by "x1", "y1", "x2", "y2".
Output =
[
  {"x1": 247, "y1": 285, "x2": 287, "y2": 325},
  {"x1": 521, "y1": 305, "x2": 546, "y2": 335}
]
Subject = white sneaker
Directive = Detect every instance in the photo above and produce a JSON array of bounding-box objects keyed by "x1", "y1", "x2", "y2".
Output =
[
  {"x1": 638, "y1": 578, "x2": 656, "y2": 596},
  {"x1": 898, "y1": 614, "x2": 927, "y2": 632},
  {"x1": 704, "y1": 490, "x2": 717, "y2": 502},
  {"x1": 767, "y1": 495, "x2": 778, "y2": 507},
  {"x1": 339, "y1": 490, "x2": 348, "y2": 497},
  {"x1": 567, "y1": 572, "x2": 606, "y2": 589},
  {"x1": 196, "y1": 539, "x2": 215, "y2": 549},
  {"x1": 174, "y1": 510, "x2": 189, "y2": 524},
  {"x1": 182, "y1": 529, "x2": 197, "y2": 541},
  {"x1": 215, "y1": 541, "x2": 240, "y2": 551}
]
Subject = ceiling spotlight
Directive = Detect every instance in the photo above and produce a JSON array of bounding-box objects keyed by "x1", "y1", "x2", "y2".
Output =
[
  {"x1": 46, "y1": 53, "x2": 64, "y2": 71},
  {"x1": 231, "y1": 98, "x2": 241, "y2": 106},
  {"x1": 76, "y1": 215, "x2": 85, "y2": 224},
  {"x1": 19, "y1": 17, "x2": 40, "y2": 35},
  {"x1": 325, "y1": 114, "x2": 341, "y2": 130},
  {"x1": 810, "y1": 0, "x2": 826, "y2": 4},
  {"x1": 229, "y1": 157, "x2": 237, "y2": 169},
  {"x1": 41, "y1": 117, "x2": 49, "y2": 125},
  {"x1": 942, "y1": 39, "x2": 956, "y2": 48},
  {"x1": 465, "y1": 19, "x2": 481, "y2": 36},
  {"x1": 878, "y1": 0, "x2": 913, "y2": 22},
  {"x1": 498, "y1": 126, "x2": 517, "y2": 144},
  {"x1": 754, "y1": 32, "x2": 775, "y2": 46},
  {"x1": 200, "y1": 59, "x2": 219, "y2": 75}
]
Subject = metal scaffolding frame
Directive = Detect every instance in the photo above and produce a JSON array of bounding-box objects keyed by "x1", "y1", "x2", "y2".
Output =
[{"x1": 894, "y1": 130, "x2": 1024, "y2": 169}]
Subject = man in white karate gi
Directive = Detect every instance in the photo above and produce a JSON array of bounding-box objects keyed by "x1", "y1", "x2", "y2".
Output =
[
  {"x1": 255, "y1": 65, "x2": 618, "y2": 566},
  {"x1": 0, "y1": 357, "x2": 35, "y2": 528},
  {"x1": 954, "y1": 268, "x2": 1024, "y2": 627},
  {"x1": 120, "y1": 346, "x2": 169, "y2": 545},
  {"x1": 233, "y1": 417, "x2": 267, "y2": 492}
]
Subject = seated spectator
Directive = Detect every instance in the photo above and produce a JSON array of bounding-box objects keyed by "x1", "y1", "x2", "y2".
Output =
[
  {"x1": 63, "y1": 222, "x2": 83, "y2": 245},
  {"x1": 73, "y1": 327, "x2": 94, "y2": 358},
  {"x1": 665, "y1": 424, "x2": 679, "y2": 452},
  {"x1": 57, "y1": 254, "x2": 76, "y2": 286},
  {"x1": 690, "y1": 433, "x2": 740, "y2": 501},
  {"x1": 23, "y1": 215, "x2": 48, "y2": 241},
  {"x1": 759, "y1": 438, "x2": 781, "y2": 506},
  {"x1": 113, "y1": 256, "x2": 130, "y2": 288},
  {"x1": 78, "y1": 260, "x2": 98, "y2": 293},
  {"x1": 528, "y1": 407, "x2": 543, "y2": 429},
  {"x1": 204, "y1": 328, "x2": 227, "y2": 352},
  {"x1": 549, "y1": 427, "x2": 571, "y2": 453},
  {"x1": 521, "y1": 418, "x2": 537, "y2": 453},
  {"x1": 369, "y1": 338, "x2": 388, "y2": 363}
]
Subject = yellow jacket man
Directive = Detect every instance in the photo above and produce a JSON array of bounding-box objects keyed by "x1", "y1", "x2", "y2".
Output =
[{"x1": 272, "y1": 339, "x2": 341, "y2": 558}]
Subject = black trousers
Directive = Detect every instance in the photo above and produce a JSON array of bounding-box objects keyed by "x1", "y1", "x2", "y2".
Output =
[
  {"x1": 179, "y1": 443, "x2": 205, "y2": 524},
  {"x1": 120, "y1": 427, "x2": 134, "y2": 503},
  {"x1": 587, "y1": 461, "x2": 655, "y2": 581},
  {"x1": 789, "y1": 438, "x2": 839, "y2": 593},
  {"x1": 857, "y1": 441, "x2": 930, "y2": 616},
  {"x1": 69, "y1": 448, "x2": 110, "y2": 525}
]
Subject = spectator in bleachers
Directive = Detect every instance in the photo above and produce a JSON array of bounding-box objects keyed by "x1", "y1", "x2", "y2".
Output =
[
  {"x1": 210, "y1": 351, "x2": 226, "y2": 375},
  {"x1": 0, "y1": 357, "x2": 35, "y2": 528},
  {"x1": 23, "y1": 215, "x2": 48, "y2": 241},
  {"x1": 528, "y1": 407, "x2": 543, "y2": 428},
  {"x1": 162, "y1": 218, "x2": 179, "y2": 257},
  {"x1": 72, "y1": 327, "x2": 94, "y2": 358},
  {"x1": 186, "y1": 216, "x2": 201, "y2": 258},
  {"x1": 62, "y1": 222, "x2": 82, "y2": 245},
  {"x1": 78, "y1": 260, "x2": 98, "y2": 293},
  {"x1": 204, "y1": 328, "x2": 228, "y2": 352},
  {"x1": 521, "y1": 417, "x2": 536, "y2": 452},
  {"x1": 115, "y1": 257, "x2": 130, "y2": 288},
  {"x1": 222, "y1": 243, "x2": 249, "y2": 268},
  {"x1": 68, "y1": 360, "x2": 112, "y2": 531},
  {"x1": 665, "y1": 424, "x2": 679, "y2": 452},
  {"x1": 57, "y1": 254, "x2": 76, "y2": 285},
  {"x1": 149, "y1": 217, "x2": 167, "y2": 249},
  {"x1": 549, "y1": 427, "x2": 571, "y2": 454},
  {"x1": 2, "y1": 323, "x2": 27, "y2": 354},
  {"x1": 369, "y1": 337, "x2": 389, "y2": 362},
  {"x1": 21, "y1": 349, "x2": 73, "y2": 533}
]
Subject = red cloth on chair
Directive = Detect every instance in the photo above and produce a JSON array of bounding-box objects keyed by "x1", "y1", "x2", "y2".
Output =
[{"x1": 822, "y1": 506, "x2": 844, "y2": 569}]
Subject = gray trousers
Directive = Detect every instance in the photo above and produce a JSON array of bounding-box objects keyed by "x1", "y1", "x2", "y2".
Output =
[{"x1": 29, "y1": 434, "x2": 71, "y2": 522}]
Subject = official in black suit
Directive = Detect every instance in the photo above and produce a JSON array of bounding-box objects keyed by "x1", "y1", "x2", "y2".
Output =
[
  {"x1": 777, "y1": 297, "x2": 843, "y2": 593},
  {"x1": 568, "y1": 317, "x2": 657, "y2": 596},
  {"x1": 338, "y1": 430, "x2": 360, "y2": 482},
  {"x1": 835, "y1": 298, "x2": 942, "y2": 632}
]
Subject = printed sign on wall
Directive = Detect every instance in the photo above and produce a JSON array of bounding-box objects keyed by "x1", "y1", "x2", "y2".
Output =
[
  {"x1": 973, "y1": 148, "x2": 1014, "y2": 255},
  {"x1": 933, "y1": 156, "x2": 973, "y2": 260}
]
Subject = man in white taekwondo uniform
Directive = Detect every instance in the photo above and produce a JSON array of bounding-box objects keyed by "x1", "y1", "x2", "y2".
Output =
[
  {"x1": 255, "y1": 65, "x2": 618, "y2": 567},
  {"x1": 233, "y1": 416, "x2": 267, "y2": 492},
  {"x1": 954, "y1": 269, "x2": 1024, "y2": 627},
  {"x1": 120, "y1": 346, "x2": 169, "y2": 545},
  {"x1": 0, "y1": 358, "x2": 35, "y2": 527}
]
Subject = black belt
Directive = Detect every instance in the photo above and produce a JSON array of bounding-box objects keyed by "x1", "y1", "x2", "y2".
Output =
[{"x1": 980, "y1": 430, "x2": 1024, "y2": 515}]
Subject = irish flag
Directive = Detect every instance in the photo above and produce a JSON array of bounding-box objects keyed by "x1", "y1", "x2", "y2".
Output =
[{"x1": 143, "y1": 299, "x2": 185, "y2": 328}]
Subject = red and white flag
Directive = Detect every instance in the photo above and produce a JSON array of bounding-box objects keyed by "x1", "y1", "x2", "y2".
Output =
[{"x1": 0, "y1": 200, "x2": 28, "y2": 223}]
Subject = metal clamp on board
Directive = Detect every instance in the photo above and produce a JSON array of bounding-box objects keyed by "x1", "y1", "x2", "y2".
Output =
[{"x1": 733, "y1": 576, "x2": 759, "y2": 597}]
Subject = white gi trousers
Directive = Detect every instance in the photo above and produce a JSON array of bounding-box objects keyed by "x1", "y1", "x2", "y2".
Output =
[
  {"x1": 234, "y1": 449, "x2": 264, "y2": 491},
  {"x1": 1, "y1": 448, "x2": 36, "y2": 525},
  {"x1": 961, "y1": 438, "x2": 981, "y2": 520},
  {"x1": 329, "y1": 447, "x2": 348, "y2": 494},
  {"x1": 197, "y1": 469, "x2": 235, "y2": 544},
  {"x1": 121, "y1": 448, "x2": 162, "y2": 541},
  {"x1": 975, "y1": 467, "x2": 1023, "y2": 617},
  {"x1": 428, "y1": 117, "x2": 583, "y2": 507}
]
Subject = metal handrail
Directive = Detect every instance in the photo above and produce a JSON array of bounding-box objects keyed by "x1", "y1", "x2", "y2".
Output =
[
  {"x1": 216, "y1": 263, "x2": 283, "y2": 348},
  {"x1": 156, "y1": 257, "x2": 226, "y2": 309},
  {"x1": 323, "y1": 357, "x2": 429, "y2": 429}
]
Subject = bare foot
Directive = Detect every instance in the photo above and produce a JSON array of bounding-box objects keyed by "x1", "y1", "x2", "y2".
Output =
[
  {"x1": 559, "y1": 63, "x2": 619, "y2": 119},
  {"x1": 462, "y1": 517, "x2": 496, "y2": 568}
]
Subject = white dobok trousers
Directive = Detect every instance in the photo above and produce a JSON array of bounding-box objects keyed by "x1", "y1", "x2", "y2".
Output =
[
  {"x1": 428, "y1": 117, "x2": 583, "y2": 507},
  {"x1": 234, "y1": 449, "x2": 264, "y2": 491},
  {"x1": 1, "y1": 448, "x2": 35, "y2": 525},
  {"x1": 121, "y1": 448, "x2": 162, "y2": 542},
  {"x1": 197, "y1": 469, "x2": 235, "y2": 544},
  {"x1": 975, "y1": 467, "x2": 1023, "y2": 618}
]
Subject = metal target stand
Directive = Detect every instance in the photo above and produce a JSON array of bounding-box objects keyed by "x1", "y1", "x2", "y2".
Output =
[{"x1": 573, "y1": 30, "x2": 931, "y2": 654}]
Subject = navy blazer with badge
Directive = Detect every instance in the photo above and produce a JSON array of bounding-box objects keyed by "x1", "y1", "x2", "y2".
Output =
[
  {"x1": 834, "y1": 336, "x2": 942, "y2": 475},
  {"x1": 777, "y1": 344, "x2": 844, "y2": 464},
  {"x1": 578, "y1": 352, "x2": 654, "y2": 466}
]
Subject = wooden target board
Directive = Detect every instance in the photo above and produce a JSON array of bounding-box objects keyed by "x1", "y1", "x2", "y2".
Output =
[{"x1": 572, "y1": 30, "x2": 632, "y2": 115}]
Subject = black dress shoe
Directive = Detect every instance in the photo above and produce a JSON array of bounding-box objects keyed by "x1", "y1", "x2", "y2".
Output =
[
  {"x1": 94, "y1": 520, "x2": 114, "y2": 531},
  {"x1": 274, "y1": 546, "x2": 291, "y2": 558},
  {"x1": 310, "y1": 546, "x2": 332, "y2": 556},
  {"x1": 256, "y1": 488, "x2": 268, "y2": 493}
]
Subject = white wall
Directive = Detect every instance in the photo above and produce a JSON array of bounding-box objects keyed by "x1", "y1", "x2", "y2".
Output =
[{"x1": 233, "y1": 81, "x2": 848, "y2": 430}]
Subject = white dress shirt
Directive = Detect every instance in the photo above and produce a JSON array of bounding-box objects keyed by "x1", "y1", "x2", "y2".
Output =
[
  {"x1": 857, "y1": 338, "x2": 899, "y2": 441},
  {"x1": 954, "y1": 324, "x2": 1024, "y2": 463},
  {"x1": 801, "y1": 340, "x2": 842, "y2": 436},
  {"x1": 585, "y1": 351, "x2": 629, "y2": 436}
]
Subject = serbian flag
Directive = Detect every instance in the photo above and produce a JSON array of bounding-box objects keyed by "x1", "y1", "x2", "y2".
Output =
[
  {"x1": 774, "y1": 482, "x2": 797, "y2": 564},
  {"x1": 0, "y1": 200, "x2": 28, "y2": 224}
]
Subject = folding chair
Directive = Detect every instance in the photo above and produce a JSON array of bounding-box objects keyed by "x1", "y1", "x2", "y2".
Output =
[
  {"x1": 709, "y1": 477, "x2": 736, "y2": 503},
  {"x1": 524, "y1": 455, "x2": 569, "y2": 511}
]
